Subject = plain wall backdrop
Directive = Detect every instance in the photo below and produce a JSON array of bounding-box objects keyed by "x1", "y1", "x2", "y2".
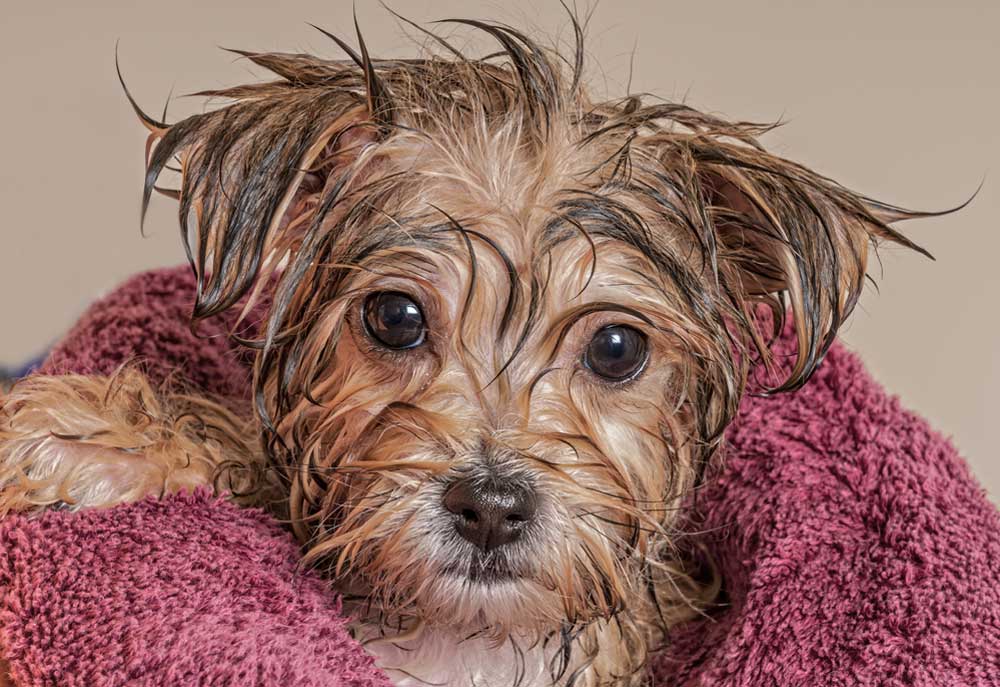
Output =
[{"x1": 1, "y1": 1, "x2": 997, "y2": 496}]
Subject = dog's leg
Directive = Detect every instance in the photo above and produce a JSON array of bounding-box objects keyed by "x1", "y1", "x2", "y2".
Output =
[{"x1": 0, "y1": 369, "x2": 262, "y2": 514}]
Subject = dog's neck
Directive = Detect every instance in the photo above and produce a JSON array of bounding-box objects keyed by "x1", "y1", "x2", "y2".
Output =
[
  {"x1": 356, "y1": 622, "x2": 557, "y2": 687},
  {"x1": 346, "y1": 603, "x2": 650, "y2": 687}
]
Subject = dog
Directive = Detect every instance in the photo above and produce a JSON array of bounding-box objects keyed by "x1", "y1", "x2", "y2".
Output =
[{"x1": 0, "y1": 11, "x2": 934, "y2": 687}]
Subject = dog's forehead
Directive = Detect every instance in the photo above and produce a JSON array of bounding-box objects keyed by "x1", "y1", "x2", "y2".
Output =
[{"x1": 357, "y1": 132, "x2": 680, "y2": 308}]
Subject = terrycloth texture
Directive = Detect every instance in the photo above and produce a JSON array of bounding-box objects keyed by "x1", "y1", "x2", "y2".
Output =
[
  {"x1": 39, "y1": 267, "x2": 254, "y2": 401},
  {"x1": 2, "y1": 265, "x2": 997, "y2": 686},
  {"x1": 654, "y1": 339, "x2": 1000, "y2": 685},
  {"x1": 0, "y1": 492, "x2": 390, "y2": 687}
]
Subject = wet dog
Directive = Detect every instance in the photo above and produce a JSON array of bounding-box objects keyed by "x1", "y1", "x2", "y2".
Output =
[{"x1": 0, "y1": 12, "x2": 933, "y2": 686}]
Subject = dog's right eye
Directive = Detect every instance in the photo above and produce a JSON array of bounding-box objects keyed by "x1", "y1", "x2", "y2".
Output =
[
  {"x1": 363, "y1": 292, "x2": 427, "y2": 350},
  {"x1": 583, "y1": 324, "x2": 649, "y2": 382}
]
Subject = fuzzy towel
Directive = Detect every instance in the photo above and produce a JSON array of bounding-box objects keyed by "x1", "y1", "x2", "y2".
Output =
[
  {"x1": 1, "y1": 266, "x2": 998, "y2": 686},
  {"x1": 0, "y1": 492, "x2": 389, "y2": 687}
]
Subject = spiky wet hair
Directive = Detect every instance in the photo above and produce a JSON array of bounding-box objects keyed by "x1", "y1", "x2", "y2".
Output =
[
  {"x1": 128, "y1": 10, "x2": 933, "y2": 655},
  {"x1": 133, "y1": 12, "x2": 926, "y2": 436}
]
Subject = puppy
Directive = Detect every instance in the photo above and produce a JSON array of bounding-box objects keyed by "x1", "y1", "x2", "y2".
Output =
[{"x1": 0, "y1": 13, "x2": 932, "y2": 687}]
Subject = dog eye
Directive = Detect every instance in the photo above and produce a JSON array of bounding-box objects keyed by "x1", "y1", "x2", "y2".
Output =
[
  {"x1": 583, "y1": 325, "x2": 648, "y2": 381},
  {"x1": 363, "y1": 292, "x2": 426, "y2": 350}
]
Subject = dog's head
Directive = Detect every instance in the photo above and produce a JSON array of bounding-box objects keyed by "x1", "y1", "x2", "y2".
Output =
[{"x1": 136, "y1": 16, "x2": 926, "y2": 644}]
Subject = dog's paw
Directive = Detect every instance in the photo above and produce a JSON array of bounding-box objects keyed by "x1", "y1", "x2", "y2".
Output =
[{"x1": 0, "y1": 369, "x2": 258, "y2": 514}]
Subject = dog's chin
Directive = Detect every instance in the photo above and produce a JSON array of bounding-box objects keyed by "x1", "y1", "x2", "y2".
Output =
[
  {"x1": 357, "y1": 556, "x2": 567, "y2": 634},
  {"x1": 429, "y1": 580, "x2": 553, "y2": 634}
]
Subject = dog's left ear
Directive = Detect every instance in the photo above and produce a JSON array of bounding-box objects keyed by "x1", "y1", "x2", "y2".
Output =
[
  {"x1": 688, "y1": 140, "x2": 933, "y2": 391},
  {"x1": 128, "y1": 45, "x2": 392, "y2": 325}
]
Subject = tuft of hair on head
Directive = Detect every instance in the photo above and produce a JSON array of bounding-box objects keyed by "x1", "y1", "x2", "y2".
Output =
[{"x1": 123, "y1": 7, "x2": 946, "y2": 391}]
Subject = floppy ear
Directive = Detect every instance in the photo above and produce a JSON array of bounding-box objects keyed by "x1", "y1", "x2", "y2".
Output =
[
  {"x1": 132, "y1": 44, "x2": 392, "y2": 324},
  {"x1": 691, "y1": 141, "x2": 933, "y2": 391}
]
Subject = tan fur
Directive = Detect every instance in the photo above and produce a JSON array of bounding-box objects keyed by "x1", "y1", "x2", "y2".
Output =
[{"x1": 0, "y1": 369, "x2": 265, "y2": 514}]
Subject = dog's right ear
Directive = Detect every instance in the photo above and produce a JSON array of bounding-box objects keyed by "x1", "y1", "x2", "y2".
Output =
[{"x1": 129, "y1": 44, "x2": 392, "y2": 324}]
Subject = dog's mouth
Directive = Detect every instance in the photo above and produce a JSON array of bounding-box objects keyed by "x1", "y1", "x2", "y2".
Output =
[{"x1": 441, "y1": 552, "x2": 524, "y2": 584}]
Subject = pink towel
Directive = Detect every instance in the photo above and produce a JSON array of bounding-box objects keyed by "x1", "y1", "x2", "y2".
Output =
[
  {"x1": 0, "y1": 492, "x2": 389, "y2": 687},
  {"x1": 1, "y1": 266, "x2": 997, "y2": 686}
]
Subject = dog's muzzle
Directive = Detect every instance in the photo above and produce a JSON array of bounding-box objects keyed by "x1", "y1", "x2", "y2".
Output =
[{"x1": 443, "y1": 476, "x2": 537, "y2": 553}]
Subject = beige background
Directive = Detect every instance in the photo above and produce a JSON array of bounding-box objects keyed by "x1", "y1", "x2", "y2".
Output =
[{"x1": 1, "y1": 1, "x2": 997, "y2": 497}]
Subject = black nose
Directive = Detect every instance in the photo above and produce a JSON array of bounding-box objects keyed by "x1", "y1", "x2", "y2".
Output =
[{"x1": 443, "y1": 478, "x2": 537, "y2": 552}]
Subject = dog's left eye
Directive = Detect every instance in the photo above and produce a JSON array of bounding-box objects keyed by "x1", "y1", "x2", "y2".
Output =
[
  {"x1": 363, "y1": 291, "x2": 427, "y2": 350},
  {"x1": 583, "y1": 325, "x2": 649, "y2": 382}
]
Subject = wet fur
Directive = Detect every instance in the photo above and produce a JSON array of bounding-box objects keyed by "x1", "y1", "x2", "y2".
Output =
[{"x1": 0, "y1": 10, "x2": 935, "y2": 687}]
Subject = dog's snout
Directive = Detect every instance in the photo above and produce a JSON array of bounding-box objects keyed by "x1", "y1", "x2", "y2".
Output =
[{"x1": 443, "y1": 478, "x2": 537, "y2": 552}]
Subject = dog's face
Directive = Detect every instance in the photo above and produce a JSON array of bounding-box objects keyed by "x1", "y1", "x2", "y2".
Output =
[
  {"x1": 268, "y1": 142, "x2": 713, "y2": 633},
  {"x1": 136, "y1": 18, "x2": 923, "y2": 639}
]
